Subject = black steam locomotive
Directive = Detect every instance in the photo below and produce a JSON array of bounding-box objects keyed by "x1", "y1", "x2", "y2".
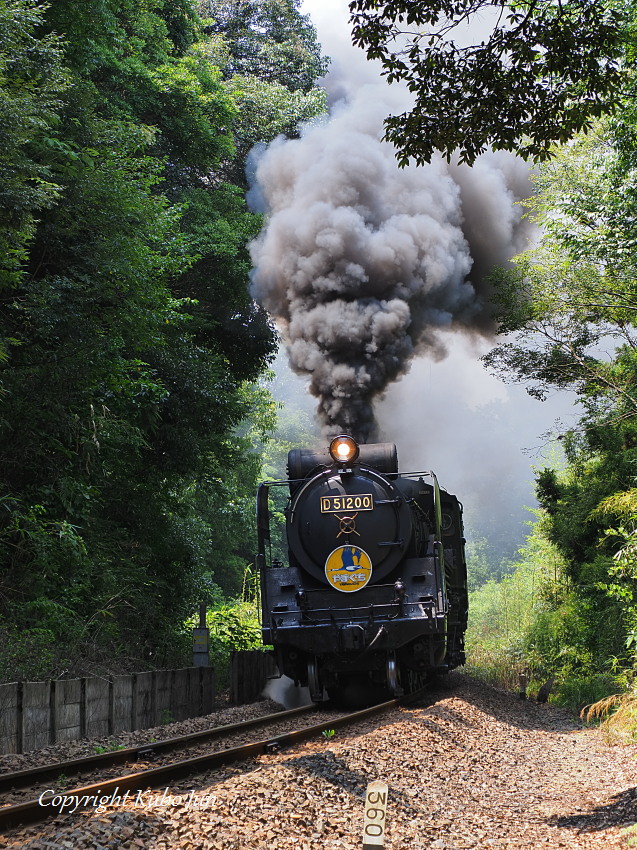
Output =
[{"x1": 256, "y1": 435, "x2": 468, "y2": 703}]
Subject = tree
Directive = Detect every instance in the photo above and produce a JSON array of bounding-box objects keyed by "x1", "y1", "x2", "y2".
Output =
[
  {"x1": 199, "y1": 0, "x2": 329, "y2": 92},
  {"x1": 348, "y1": 0, "x2": 625, "y2": 165},
  {"x1": 0, "y1": 0, "x2": 284, "y2": 679},
  {"x1": 223, "y1": 75, "x2": 326, "y2": 179},
  {"x1": 197, "y1": 0, "x2": 328, "y2": 185},
  {"x1": 479, "y1": 77, "x2": 637, "y2": 696},
  {"x1": 483, "y1": 118, "x2": 637, "y2": 417},
  {"x1": 0, "y1": 0, "x2": 336, "y2": 679},
  {"x1": 0, "y1": 0, "x2": 67, "y2": 293}
]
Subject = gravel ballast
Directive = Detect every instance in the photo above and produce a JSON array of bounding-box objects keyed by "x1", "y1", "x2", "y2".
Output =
[
  {"x1": 1, "y1": 674, "x2": 635, "y2": 849},
  {"x1": 0, "y1": 699, "x2": 286, "y2": 774}
]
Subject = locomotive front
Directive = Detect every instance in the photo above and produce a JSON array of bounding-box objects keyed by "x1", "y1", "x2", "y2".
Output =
[{"x1": 256, "y1": 435, "x2": 467, "y2": 703}]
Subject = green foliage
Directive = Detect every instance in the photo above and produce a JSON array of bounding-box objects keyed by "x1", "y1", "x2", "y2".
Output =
[
  {"x1": 224, "y1": 74, "x2": 327, "y2": 178},
  {"x1": 0, "y1": 621, "x2": 57, "y2": 682},
  {"x1": 0, "y1": 0, "x2": 67, "y2": 292},
  {"x1": 465, "y1": 538, "x2": 496, "y2": 593},
  {"x1": 94, "y1": 742, "x2": 126, "y2": 754},
  {"x1": 411, "y1": 4, "x2": 637, "y2": 713},
  {"x1": 349, "y1": 0, "x2": 625, "y2": 165},
  {"x1": 466, "y1": 505, "x2": 626, "y2": 709},
  {"x1": 484, "y1": 116, "x2": 637, "y2": 414},
  {"x1": 594, "y1": 489, "x2": 637, "y2": 660},
  {"x1": 200, "y1": 0, "x2": 329, "y2": 92},
  {"x1": 207, "y1": 602, "x2": 262, "y2": 651},
  {"x1": 204, "y1": 597, "x2": 263, "y2": 689},
  {"x1": 478, "y1": 60, "x2": 637, "y2": 706},
  {"x1": 0, "y1": 0, "x2": 331, "y2": 681},
  {"x1": 466, "y1": 523, "x2": 559, "y2": 686},
  {"x1": 553, "y1": 675, "x2": 618, "y2": 712},
  {"x1": 198, "y1": 0, "x2": 328, "y2": 186}
]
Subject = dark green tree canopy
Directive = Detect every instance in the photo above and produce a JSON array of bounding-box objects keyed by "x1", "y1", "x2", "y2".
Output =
[
  {"x1": 0, "y1": 0, "x2": 67, "y2": 291},
  {"x1": 349, "y1": 0, "x2": 625, "y2": 165},
  {"x1": 200, "y1": 0, "x2": 329, "y2": 92},
  {"x1": 0, "y1": 0, "x2": 322, "y2": 679}
]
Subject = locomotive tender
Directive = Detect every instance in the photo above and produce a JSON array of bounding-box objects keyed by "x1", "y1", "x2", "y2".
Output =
[{"x1": 257, "y1": 435, "x2": 468, "y2": 702}]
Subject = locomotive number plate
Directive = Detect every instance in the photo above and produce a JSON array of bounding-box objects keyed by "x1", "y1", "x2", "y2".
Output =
[{"x1": 320, "y1": 493, "x2": 374, "y2": 513}]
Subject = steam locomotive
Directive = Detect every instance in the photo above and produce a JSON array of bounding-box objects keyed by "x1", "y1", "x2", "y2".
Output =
[{"x1": 256, "y1": 435, "x2": 468, "y2": 703}]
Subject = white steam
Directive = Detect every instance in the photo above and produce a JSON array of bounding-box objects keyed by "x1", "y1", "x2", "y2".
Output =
[{"x1": 263, "y1": 675, "x2": 312, "y2": 708}]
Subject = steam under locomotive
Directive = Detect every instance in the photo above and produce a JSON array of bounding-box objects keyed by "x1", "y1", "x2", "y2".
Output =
[{"x1": 257, "y1": 435, "x2": 468, "y2": 703}]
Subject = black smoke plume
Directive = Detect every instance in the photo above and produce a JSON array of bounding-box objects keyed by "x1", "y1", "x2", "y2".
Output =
[{"x1": 249, "y1": 88, "x2": 532, "y2": 441}]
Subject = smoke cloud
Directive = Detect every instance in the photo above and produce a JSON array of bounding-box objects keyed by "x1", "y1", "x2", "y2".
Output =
[
  {"x1": 248, "y1": 0, "x2": 535, "y2": 441},
  {"x1": 248, "y1": 85, "x2": 533, "y2": 440}
]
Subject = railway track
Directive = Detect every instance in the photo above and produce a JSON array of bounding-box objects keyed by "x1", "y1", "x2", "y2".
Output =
[
  {"x1": 0, "y1": 692, "x2": 424, "y2": 832},
  {"x1": 0, "y1": 703, "x2": 316, "y2": 797}
]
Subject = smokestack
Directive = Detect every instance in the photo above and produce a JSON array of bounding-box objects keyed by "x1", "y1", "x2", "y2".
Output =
[{"x1": 248, "y1": 88, "x2": 532, "y2": 442}]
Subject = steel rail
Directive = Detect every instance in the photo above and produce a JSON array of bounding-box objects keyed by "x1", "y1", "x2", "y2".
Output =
[
  {"x1": 0, "y1": 694, "x2": 419, "y2": 833},
  {"x1": 0, "y1": 703, "x2": 316, "y2": 795}
]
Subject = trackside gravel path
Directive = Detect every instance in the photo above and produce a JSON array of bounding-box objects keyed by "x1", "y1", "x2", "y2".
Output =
[{"x1": 1, "y1": 674, "x2": 635, "y2": 849}]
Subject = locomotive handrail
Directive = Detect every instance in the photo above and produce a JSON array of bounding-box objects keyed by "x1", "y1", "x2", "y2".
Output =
[
  {"x1": 430, "y1": 471, "x2": 448, "y2": 614},
  {"x1": 286, "y1": 466, "x2": 334, "y2": 523},
  {"x1": 261, "y1": 468, "x2": 451, "y2": 486},
  {"x1": 272, "y1": 599, "x2": 439, "y2": 619},
  {"x1": 256, "y1": 482, "x2": 272, "y2": 565}
]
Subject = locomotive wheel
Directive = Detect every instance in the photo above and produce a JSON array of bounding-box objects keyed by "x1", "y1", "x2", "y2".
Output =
[
  {"x1": 307, "y1": 657, "x2": 324, "y2": 702},
  {"x1": 403, "y1": 666, "x2": 430, "y2": 694}
]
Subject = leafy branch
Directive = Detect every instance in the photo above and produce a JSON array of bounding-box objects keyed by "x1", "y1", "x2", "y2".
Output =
[{"x1": 348, "y1": 0, "x2": 625, "y2": 165}]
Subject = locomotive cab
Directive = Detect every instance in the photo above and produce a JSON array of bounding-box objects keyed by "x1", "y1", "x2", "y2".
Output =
[{"x1": 256, "y1": 435, "x2": 468, "y2": 704}]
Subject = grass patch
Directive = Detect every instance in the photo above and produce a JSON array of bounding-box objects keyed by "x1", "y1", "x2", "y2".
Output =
[{"x1": 582, "y1": 691, "x2": 637, "y2": 743}]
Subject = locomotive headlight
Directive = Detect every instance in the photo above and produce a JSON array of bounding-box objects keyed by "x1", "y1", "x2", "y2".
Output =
[{"x1": 329, "y1": 435, "x2": 360, "y2": 465}]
